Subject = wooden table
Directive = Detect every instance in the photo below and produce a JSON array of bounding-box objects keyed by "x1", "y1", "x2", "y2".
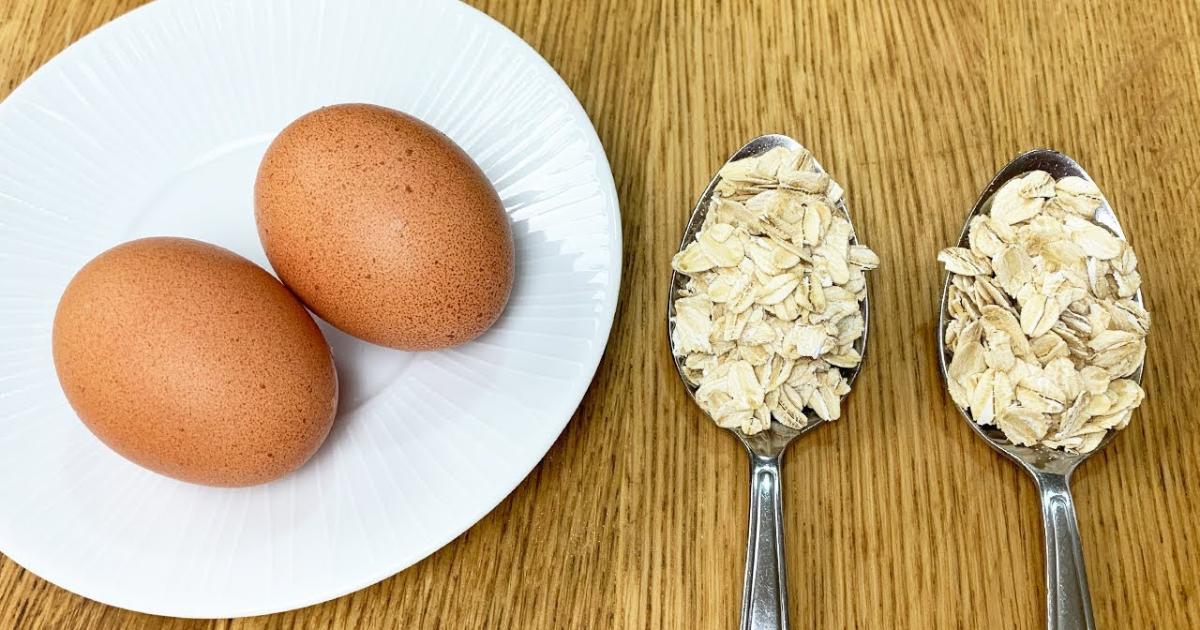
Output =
[{"x1": 3, "y1": 0, "x2": 1199, "y2": 627}]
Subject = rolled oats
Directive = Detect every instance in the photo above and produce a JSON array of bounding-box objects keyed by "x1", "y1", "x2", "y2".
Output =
[
  {"x1": 939, "y1": 171, "x2": 1149, "y2": 453},
  {"x1": 672, "y1": 146, "x2": 877, "y2": 435}
]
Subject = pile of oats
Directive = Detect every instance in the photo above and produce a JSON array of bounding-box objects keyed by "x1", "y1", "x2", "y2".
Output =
[
  {"x1": 670, "y1": 146, "x2": 878, "y2": 435},
  {"x1": 939, "y1": 171, "x2": 1150, "y2": 453}
]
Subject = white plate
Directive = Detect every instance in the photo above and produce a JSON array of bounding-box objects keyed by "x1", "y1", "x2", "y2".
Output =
[{"x1": 0, "y1": 0, "x2": 619, "y2": 618}]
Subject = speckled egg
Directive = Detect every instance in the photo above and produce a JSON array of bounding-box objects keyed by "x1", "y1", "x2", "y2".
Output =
[
  {"x1": 254, "y1": 103, "x2": 514, "y2": 350},
  {"x1": 52, "y1": 237, "x2": 338, "y2": 487}
]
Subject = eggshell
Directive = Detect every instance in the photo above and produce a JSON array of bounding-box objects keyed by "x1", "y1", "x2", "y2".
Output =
[
  {"x1": 52, "y1": 237, "x2": 338, "y2": 487},
  {"x1": 255, "y1": 103, "x2": 514, "y2": 350}
]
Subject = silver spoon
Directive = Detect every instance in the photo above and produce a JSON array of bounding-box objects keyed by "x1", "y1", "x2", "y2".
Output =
[
  {"x1": 937, "y1": 149, "x2": 1145, "y2": 630},
  {"x1": 667, "y1": 134, "x2": 871, "y2": 630}
]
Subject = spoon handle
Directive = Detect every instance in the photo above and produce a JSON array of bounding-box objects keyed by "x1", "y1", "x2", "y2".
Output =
[
  {"x1": 1034, "y1": 472, "x2": 1096, "y2": 630},
  {"x1": 740, "y1": 451, "x2": 789, "y2": 630}
]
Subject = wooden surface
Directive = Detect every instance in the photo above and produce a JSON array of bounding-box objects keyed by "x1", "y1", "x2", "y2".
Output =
[{"x1": 2, "y1": 0, "x2": 1199, "y2": 627}]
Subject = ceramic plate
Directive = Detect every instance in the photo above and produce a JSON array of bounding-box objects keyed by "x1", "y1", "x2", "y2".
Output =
[{"x1": 0, "y1": 0, "x2": 619, "y2": 617}]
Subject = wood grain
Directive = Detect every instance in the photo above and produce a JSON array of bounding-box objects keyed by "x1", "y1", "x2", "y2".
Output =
[{"x1": 2, "y1": 0, "x2": 1198, "y2": 627}]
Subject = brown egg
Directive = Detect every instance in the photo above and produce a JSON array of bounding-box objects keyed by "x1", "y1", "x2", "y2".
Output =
[
  {"x1": 52, "y1": 237, "x2": 338, "y2": 487},
  {"x1": 255, "y1": 103, "x2": 514, "y2": 350}
]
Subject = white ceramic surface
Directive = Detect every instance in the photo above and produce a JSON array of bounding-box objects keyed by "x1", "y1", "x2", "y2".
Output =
[{"x1": 0, "y1": 0, "x2": 620, "y2": 618}]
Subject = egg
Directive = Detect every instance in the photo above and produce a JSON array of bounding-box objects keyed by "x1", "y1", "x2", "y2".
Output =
[
  {"x1": 255, "y1": 103, "x2": 514, "y2": 350},
  {"x1": 52, "y1": 237, "x2": 338, "y2": 487}
]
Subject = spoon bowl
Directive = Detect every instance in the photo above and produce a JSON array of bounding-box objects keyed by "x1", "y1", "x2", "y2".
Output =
[
  {"x1": 667, "y1": 134, "x2": 871, "y2": 629},
  {"x1": 937, "y1": 148, "x2": 1146, "y2": 630},
  {"x1": 668, "y1": 134, "x2": 871, "y2": 451},
  {"x1": 938, "y1": 149, "x2": 1144, "y2": 476}
]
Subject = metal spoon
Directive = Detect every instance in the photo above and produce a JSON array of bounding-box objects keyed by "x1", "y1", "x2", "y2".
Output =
[
  {"x1": 667, "y1": 134, "x2": 871, "y2": 630},
  {"x1": 937, "y1": 149, "x2": 1145, "y2": 630}
]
